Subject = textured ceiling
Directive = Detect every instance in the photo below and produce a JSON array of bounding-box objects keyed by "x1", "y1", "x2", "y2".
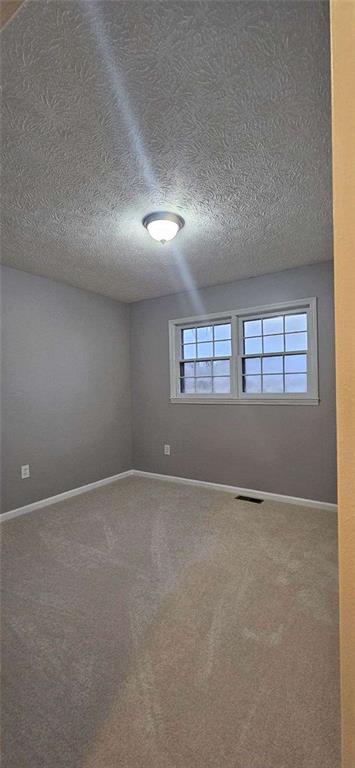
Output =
[{"x1": 1, "y1": 0, "x2": 332, "y2": 303}]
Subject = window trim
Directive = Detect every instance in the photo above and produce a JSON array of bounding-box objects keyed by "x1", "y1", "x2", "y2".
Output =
[{"x1": 169, "y1": 298, "x2": 319, "y2": 405}]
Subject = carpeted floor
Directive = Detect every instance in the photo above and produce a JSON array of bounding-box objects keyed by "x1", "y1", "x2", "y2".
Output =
[{"x1": 1, "y1": 476, "x2": 340, "y2": 768}]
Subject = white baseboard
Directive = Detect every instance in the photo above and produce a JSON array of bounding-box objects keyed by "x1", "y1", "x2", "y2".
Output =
[
  {"x1": 131, "y1": 470, "x2": 337, "y2": 512},
  {"x1": 1, "y1": 467, "x2": 337, "y2": 521},
  {"x1": 1, "y1": 470, "x2": 134, "y2": 521}
]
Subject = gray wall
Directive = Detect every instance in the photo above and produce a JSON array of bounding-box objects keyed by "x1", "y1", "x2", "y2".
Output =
[
  {"x1": 1, "y1": 261, "x2": 336, "y2": 511},
  {"x1": 1, "y1": 267, "x2": 132, "y2": 513},
  {"x1": 130, "y1": 261, "x2": 336, "y2": 503}
]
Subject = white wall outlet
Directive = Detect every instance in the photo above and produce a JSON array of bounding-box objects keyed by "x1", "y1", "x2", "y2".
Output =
[
  {"x1": 21, "y1": 464, "x2": 30, "y2": 479},
  {"x1": 164, "y1": 444, "x2": 171, "y2": 456}
]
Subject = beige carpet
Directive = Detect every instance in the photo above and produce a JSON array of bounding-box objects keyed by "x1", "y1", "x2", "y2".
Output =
[{"x1": 1, "y1": 476, "x2": 340, "y2": 767}]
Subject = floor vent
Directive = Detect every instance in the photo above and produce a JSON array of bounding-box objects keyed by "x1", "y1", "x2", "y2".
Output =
[{"x1": 235, "y1": 495, "x2": 264, "y2": 504}]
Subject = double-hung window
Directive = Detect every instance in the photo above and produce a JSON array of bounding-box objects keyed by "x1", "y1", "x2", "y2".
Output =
[
  {"x1": 179, "y1": 321, "x2": 232, "y2": 395},
  {"x1": 169, "y1": 298, "x2": 318, "y2": 404}
]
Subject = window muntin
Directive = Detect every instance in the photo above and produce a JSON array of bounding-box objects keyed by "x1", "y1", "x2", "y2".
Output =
[
  {"x1": 180, "y1": 322, "x2": 232, "y2": 395},
  {"x1": 170, "y1": 299, "x2": 318, "y2": 404},
  {"x1": 241, "y1": 311, "x2": 309, "y2": 395}
]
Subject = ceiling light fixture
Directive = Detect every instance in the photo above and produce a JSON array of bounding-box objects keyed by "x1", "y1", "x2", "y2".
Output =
[{"x1": 143, "y1": 211, "x2": 184, "y2": 244}]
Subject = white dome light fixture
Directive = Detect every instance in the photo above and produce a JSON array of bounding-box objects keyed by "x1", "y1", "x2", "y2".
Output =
[{"x1": 143, "y1": 211, "x2": 184, "y2": 244}]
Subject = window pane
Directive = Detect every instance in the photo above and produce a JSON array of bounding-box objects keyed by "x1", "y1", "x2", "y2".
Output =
[
  {"x1": 214, "y1": 340, "x2": 231, "y2": 357},
  {"x1": 196, "y1": 360, "x2": 212, "y2": 377},
  {"x1": 243, "y1": 357, "x2": 261, "y2": 374},
  {"x1": 213, "y1": 377, "x2": 230, "y2": 393},
  {"x1": 197, "y1": 342, "x2": 213, "y2": 358},
  {"x1": 262, "y1": 374, "x2": 284, "y2": 393},
  {"x1": 196, "y1": 377, "x2": 212, "y2": 393},
  {"x1": 181, "y1": 378, "x2": 195, "y2": 393},
  {"x1": 244, "y1": 336, "x2": 262, "y2": 355},
  {"x1": 262, "y1": 356, "x2": 283, "y2": 374},
  {"x1": 197, "y1": 326, "x2": 213, "y2": 342},
  {"x1": 285, "y1": 332, "x2": 307, "y2": 351},
  {"x1": 285, "y1": 373, "x2": 307, "y2": 393},
  {"x1": 285, "y1": 313, "x2": 307, "y2": 332},
  {"x1": 285, "y1": 354, "x2": 307, "y2": 373},
  {"x1": 182, "y1": 328, "x2": 196, "y2": 344},
  {"x1": 213, "y1": 359, "x2": 230, "y2": 376},
  {"x1": 263, "y1": 316, "x2": 283, "y2": 335},
  {"x1": 244, "y1": 319, "x2": 262, "y2": 337},
  {"x1": 214, "y1": 323, "x2": 231, "y2": 340},
  {"x1": 243, "y1": 375, "x2": 262, "y2": 393},
  {"x1": 263, "y1": 334, "x2": 284, "y2": 353},
  {"x1": 180, "y1": 362, "x2": 195, "y2": 376},
  {"x1": 182, "y1": 343, "x2": 196, "y2": 359}
]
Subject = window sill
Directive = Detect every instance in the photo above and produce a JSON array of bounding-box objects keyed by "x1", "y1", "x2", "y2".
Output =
[{"x1": 170, "y1": 396, "x2": 320, "y2": 406}]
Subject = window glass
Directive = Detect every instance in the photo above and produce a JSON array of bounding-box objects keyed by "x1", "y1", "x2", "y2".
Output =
[
  {"x1": 214, "y1": 324, "x2": 231, "y2": 340},
  {"x1": 214, "y1": 340, "x2": 231, "y2": 357},
  {"x1": 243, "y1": 357, "x2": 261, "y2": 374},
  {"x1": 213, "y1": 359, "x2": 230, "y2": 376},
  {"x1": 196, "y1": 360, "x2": 212, "y2": 376},
  {"x1": 182, "y1": 328, "x2": 196, "y2": 344},
  {"x1": 285, "y1": 332, "x2": 307, "y2": 352},
  {"x1": 197, "y1": 341, "x2": 213, "y2": 358},
  {"x1": 262, "y1": 356, "x2": 283, "y2": 374},
  {"x1": 182, "y1": 343, "x2": 196, "y2": 359},
  {"x1": 243, "y1": 375, "x2": 262, "y2": 393},
  {"x1": 197, "y1": 326, "x2": 213, "y2": 342},
  {"x1": 244, "y1": 337, "x2": 262, "y2": 355},
  {"x1": 262, "y1": 316, "x2": 283, "y2": 335},
  {"x1": 244, "y1": 320, "x2": 262, "y2": 337},
  {"x1": 285, "y1": 313, "x2": 307, "y2": 332},
  {"x1": 213, "y1": 377, "x2": 230, "y2": 393},
  {"x1": 181, "y1": 378, "x2": 195, "y2": 393},
  {"x1": 285, "y1": 354, "x2": 307, "y2": 373},
  {"x1": 196, "y1": 377, "x2": 212, "y2": 393},
  {"x1": 285, "y1": 373, "x2": 307, "y2": 393},
  {"x1": 262, "y1": 374, "x2": 284, "y2": 393},
  {"x1": 263, "y1": 334, "x2": 284, "y2": 353},
  {"x1": 180, "y1": 362, "x2": 195, "y2": 376}
]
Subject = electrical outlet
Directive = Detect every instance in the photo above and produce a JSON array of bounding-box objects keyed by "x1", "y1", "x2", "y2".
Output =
[
  {"x1": 21, "y1": 464, "x2": 30, "y2": 479},
  {"x1": 164, "y1": 444, "x2": 170, "y2": 456}
]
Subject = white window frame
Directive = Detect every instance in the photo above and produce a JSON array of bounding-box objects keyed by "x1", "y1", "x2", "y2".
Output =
[{"x1": 169, "y1": 298, "x2": 319, "y2": 405}]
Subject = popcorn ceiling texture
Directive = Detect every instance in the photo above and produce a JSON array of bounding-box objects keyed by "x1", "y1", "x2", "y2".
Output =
[{"x1": 1, "y1": 1, "x2": 332, "y2": 303}]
